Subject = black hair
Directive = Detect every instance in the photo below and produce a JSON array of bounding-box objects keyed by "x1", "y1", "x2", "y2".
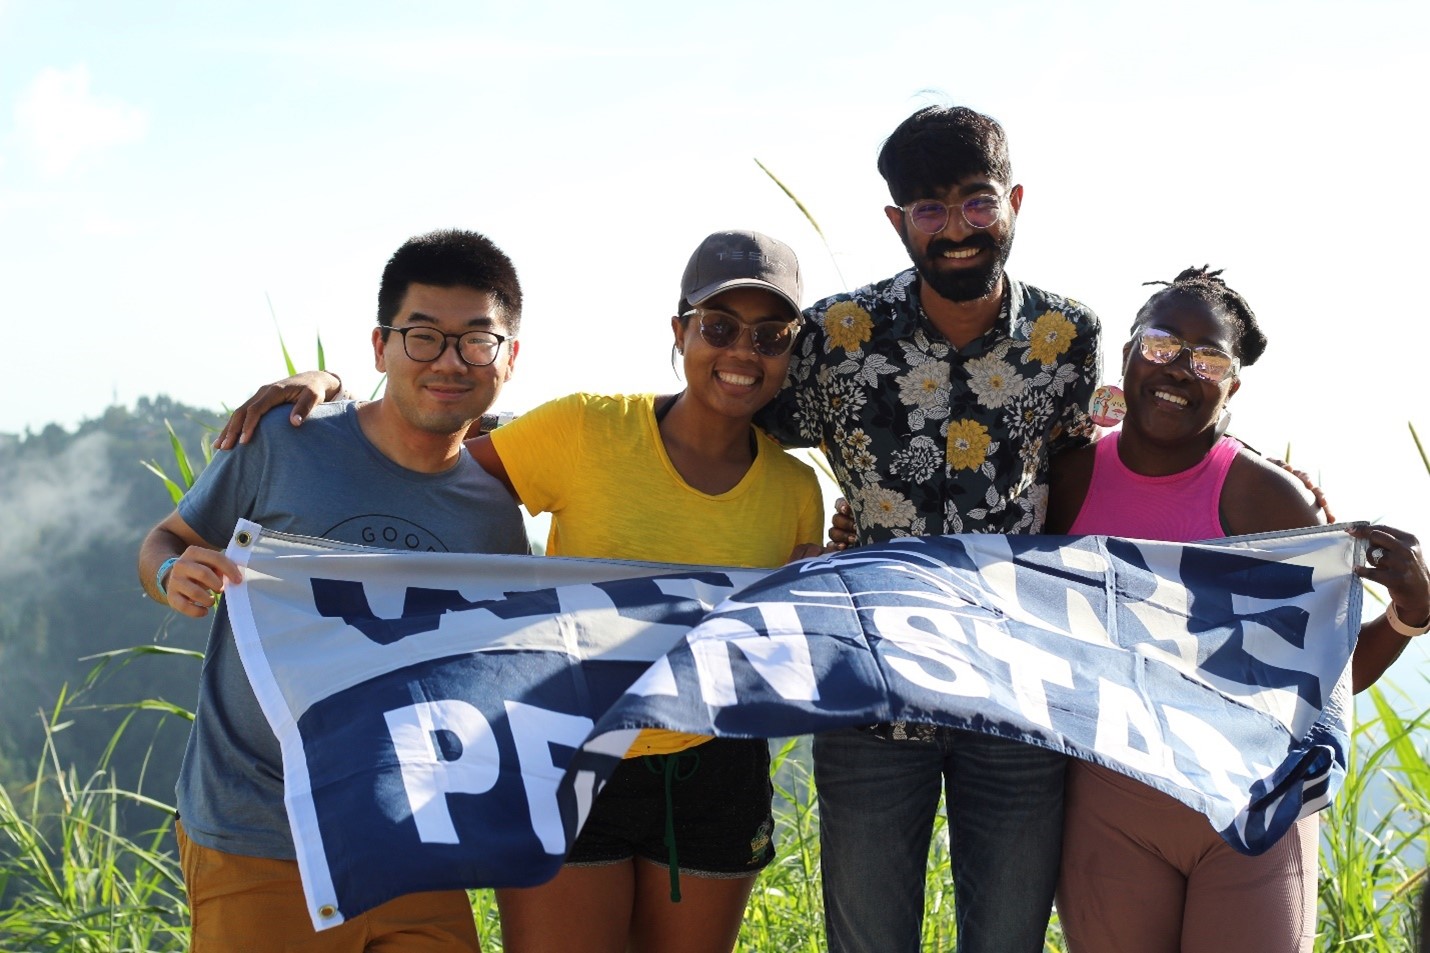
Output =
[
  {"x1": 876, "y1": 105, "x2": 1013, "y2": 207},
  {"x1": 376, "y1": 229, "x2": 523, "y2": 337},
  {"x1": 1133, "y1": 266, "x2": 1268, "y2": 367}
]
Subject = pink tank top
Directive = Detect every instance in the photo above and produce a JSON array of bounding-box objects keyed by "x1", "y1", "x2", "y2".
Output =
[{"x1": 1067, "y1": 432, "x2": 1242, "y2": 542}]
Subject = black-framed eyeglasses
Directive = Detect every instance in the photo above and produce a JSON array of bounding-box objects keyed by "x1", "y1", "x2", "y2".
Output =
[
  {"x1": 899, "y1": 195, "x2": 1006, "y2": 234},
  {"x1": 1136, "y1": 327, "x2": 1240, "y2": 383},
  {"x1": 382, "y1": 325, "x2": 507, "y2": 367},
  {"x1": 681, "y1": 309, "x2": 801, "y2": 358}
]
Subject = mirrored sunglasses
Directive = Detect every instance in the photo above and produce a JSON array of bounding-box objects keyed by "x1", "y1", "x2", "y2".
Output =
[
  {"x1": 1137, "y1": 327, "x2": 1240, "y2": 383},
  {"x1": 684, "y1": 309, "x2": 800, "y2": 358}
]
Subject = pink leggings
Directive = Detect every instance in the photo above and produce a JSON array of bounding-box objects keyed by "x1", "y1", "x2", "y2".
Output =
[{"x1": 1057, "y1": 761, "x2": 1317, "y2": 953}]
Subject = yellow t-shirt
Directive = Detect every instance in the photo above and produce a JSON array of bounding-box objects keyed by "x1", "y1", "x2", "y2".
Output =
[{"x1": 489, "y1": 392, "x2": 824, "y2": 756}]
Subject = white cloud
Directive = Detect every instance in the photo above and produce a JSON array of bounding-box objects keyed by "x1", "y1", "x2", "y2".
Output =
[
  {"x1": 0, "y1": 431, "x2": 128, "y2": 586},
  {"x1": 13, "y1": 65, "x2": 148, "y2": 178}
]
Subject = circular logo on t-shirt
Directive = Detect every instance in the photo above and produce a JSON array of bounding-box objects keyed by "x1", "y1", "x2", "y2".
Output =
[{"x1": 325, "y1": 516, "x2": 449, "y2": 552}]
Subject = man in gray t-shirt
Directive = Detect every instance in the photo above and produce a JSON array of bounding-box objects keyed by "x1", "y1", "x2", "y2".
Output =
[{"x1": 138, "y1": 229, "x2": 529, "y2": 952}]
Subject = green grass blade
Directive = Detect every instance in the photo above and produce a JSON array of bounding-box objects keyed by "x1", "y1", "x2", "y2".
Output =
[
  {"x1": 754, "y1": 157, "x2": 848, "y2": 293},
  {"x1": 317, "y1": 332, "x2": 327, "y2": 372},
  {"x1": 164, "y1": 421, "x2": 194, "y2": 489},
  {"x1": 139, "y1": 460, "x2": 184, "y2": 506},
  {"x1": 1410, "y1": 421, "x2": 1428, "y2": 476},
  {"x1": 268, "y1": 292, "x2": 297, "y2": 376}
]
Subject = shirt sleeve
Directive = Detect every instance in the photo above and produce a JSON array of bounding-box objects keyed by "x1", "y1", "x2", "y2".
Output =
[
  {"x1": 176, "y1": 411, "x2": 273, "y2": 546},
  {"x1": 488, "y1": 393, "x2": 585, "y2": 516},
  {"x1": 1051, "y1": 306, "x2": 1103, "y2": 455},
  {"x1": 753, "y1": 306, "x2": 820, "y2": 448}
]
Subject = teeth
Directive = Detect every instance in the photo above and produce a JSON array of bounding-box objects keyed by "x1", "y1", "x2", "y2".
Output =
[
  {"x1": 943, "y1": 247, "x2": 979, "y2": 259},
  {"x1": 1154, "y1": 390, "x2": 1188, "y2": 407},
  {"x1": 719, "y1": 371, "x2": 757, "y2": 386}
]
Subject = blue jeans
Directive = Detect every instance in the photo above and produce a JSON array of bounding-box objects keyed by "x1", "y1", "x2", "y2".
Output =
[{"x1": 814, "y1": 726, "x2": 1066, "y2": 953}]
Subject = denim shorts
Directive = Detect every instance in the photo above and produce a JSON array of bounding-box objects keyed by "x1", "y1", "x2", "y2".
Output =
[{"x1": 566, "y1": 737, "x2": 775, "y2": 876}]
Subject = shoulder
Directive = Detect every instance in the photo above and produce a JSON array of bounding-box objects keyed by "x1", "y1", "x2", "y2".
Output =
[
  {"x1": 506, "y1": 392, "x2": 606, "y2": 430},
  {"x1": 1010, "y1": 278, "x2": 1101, "y2": 330},
  {"x1": 252, "y1": 400, "x2": 350, "y2": 444},
  {"x1": 1221, "y1": 442, "x2": 1323, "y2": 534},
  {"x1": 755, "y1": 432, "x2": 819, "y2": 485},
  {"x1": 806, "y1": 270, "x2": 917, "y2": 323},
  {"x1": 497, "y1": 392, "x2": 649, "y2": 454}
]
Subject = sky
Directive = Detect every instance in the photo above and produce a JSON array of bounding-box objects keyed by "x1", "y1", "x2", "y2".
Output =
[{"x1": 3, "y1": 0, "x2": 1429, "y2": 681}]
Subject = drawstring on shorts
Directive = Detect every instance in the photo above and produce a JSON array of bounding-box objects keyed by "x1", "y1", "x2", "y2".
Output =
[{"x1": 643, "y1": 750, "x2": 701, "y2": 902}]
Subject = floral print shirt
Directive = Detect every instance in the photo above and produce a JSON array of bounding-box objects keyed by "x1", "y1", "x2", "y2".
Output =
[
  {"x1": 760, "y1": 269, "x2": 1101, "y2": 542},
  {"x1": 757, "y1": 270, "x2": 1101, "y2": 741}
]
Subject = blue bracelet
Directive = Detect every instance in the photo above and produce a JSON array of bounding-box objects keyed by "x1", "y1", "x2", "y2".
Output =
[{"x1": 156, "y1": 556, "x2": 181, "y2": 597}]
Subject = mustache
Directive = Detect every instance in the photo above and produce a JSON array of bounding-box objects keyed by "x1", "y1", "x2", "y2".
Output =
[{"x1": 927, "y1": 233, "x2": 997, "y2": 257}]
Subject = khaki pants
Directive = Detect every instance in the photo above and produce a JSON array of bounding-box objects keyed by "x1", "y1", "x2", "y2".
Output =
[{"x1": 176, "y1": 822, "x2": 482, "y2": 952}]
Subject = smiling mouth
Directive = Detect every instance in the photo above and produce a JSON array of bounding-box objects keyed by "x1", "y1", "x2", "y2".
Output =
[
  {"x1": 717, "y1": 370, "x2": 758, "y2": 387},
  {"x1": 1153, "y1": 389, "x2": 1188, "y2": 407},
  {"x1": 942, "y1": 247, "x2": 981, "y2": 260},
  {"x1": 424, "y1": 382, "x2": 474, "y2": 399}
]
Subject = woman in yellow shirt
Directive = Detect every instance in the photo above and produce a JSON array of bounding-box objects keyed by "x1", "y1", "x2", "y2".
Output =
[{"x1": 473, "y1": 232, "x2": 822, "y2": 953}]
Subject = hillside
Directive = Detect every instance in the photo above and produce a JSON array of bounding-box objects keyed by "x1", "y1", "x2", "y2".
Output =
[{"x1": 0, "y1": 398, "x2": 218, "y2": 805}]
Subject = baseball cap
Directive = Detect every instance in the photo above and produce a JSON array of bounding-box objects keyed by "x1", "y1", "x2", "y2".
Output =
[{"x1": 680, "y1": 231, "x2": 803, "y2": 319}]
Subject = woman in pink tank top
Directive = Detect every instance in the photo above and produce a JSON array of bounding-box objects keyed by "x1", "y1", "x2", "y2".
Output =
[{"x1": 1046, "y1": 268, "x2": 1430, "y2": 953}]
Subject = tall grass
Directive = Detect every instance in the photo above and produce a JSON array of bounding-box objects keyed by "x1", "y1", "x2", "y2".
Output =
[
  {"x1": 0, "y1": 694, "x2": 187, "y2": 952},
  {"x1": 1, "y1": 690, "x2": 1426, "y2": 950},
  {"x1": 1319, "y1": 686, "x2": 1429, "y2": 949}
]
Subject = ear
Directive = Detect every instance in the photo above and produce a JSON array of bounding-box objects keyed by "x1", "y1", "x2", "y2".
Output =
[
  {"x1": 1226, "y1": 376, "x2": 1241, "y2": 400},
  {"x1": 373, "y1": 326, "x2": 387, "y2": 373},
  {"x1": 884, "y1": 205, "x2": 905, "y2": 235},
  {"x1": 1121, "y1": 340, "x2": 1133, "y2": 375},
  {"x1": 1008, "y1": 184, "x2": 1024, "y2": 214},
  {"x1": 671, "y1": 315, "x2": 685, "y2": 353},
  {"x1": 503, "y1": 338, "x2": 519, "y2": 378}
]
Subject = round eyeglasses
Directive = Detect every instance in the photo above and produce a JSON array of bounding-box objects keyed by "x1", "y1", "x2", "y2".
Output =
[
  {"x1": 682, "y1": 309, "x2": 801, "y2": 358},
  {"x1": 382, "y1": 325, "x2": 507, "y2": 367},
  {"x1": 900, "y1": 195, "x2": 1006, "y2": 234},
  {"x1": 1136, "y1": 327, "x2": 1240, "y2": 383}
]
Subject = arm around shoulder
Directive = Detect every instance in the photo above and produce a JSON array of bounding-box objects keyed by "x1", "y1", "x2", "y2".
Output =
[
  {"x1": 465, "y1": 434, "x2": 519, "y2": 502},
  {"x1": 1045, "y1": 443, "x2": 1096, "y2": 534}
]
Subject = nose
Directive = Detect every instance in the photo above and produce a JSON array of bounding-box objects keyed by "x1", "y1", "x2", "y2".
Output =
[
  {"x1": 727, "y1": 324, "x2": 763, "y2": 357},
  {"x1": 1162, "y1": 348, "x2": 1199, "y2": 378},
  {"x1": 935, "y1": 210, "x2": 974, "y2": 240},
  {"x1": 433, "y1": 337, "x2": 471, "y2": 372}
]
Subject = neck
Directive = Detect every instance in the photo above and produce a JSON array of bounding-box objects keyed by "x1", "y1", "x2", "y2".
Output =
[
  {"x1": 918, "y1": 274, "x2": 1006, "y2": 350},
  {"x1": 356, "y1": 400, "x2": 468, "y2": 474},
  {"x1": 659, "y1": 392, "x2": 754, "y2": 462},
  {"x1": 1116, "y1": 427, "x2": 1221, "y2": 477}
]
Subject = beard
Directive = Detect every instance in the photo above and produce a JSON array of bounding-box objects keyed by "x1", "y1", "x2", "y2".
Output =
[{"x1": 904, "y1": 226, "x2": 1015, "y2": 303}]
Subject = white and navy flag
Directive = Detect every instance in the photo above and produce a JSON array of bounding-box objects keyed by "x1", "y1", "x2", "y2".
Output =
[{"x1": 222, "y1": 518, "x2": 1364, "y2": 930}]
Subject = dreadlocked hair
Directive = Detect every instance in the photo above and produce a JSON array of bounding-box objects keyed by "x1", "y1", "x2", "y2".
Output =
[{"x1": 1133, "y1": 265, "x2": 1267, "y2": 367}]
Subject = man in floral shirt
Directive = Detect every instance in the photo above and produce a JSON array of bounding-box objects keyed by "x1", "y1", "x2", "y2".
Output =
[{"x1": 757, "y1": 105, "x2": 1101, "y2": 953}]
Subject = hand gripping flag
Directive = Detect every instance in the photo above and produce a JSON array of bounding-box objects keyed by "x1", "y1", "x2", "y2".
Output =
[{"x1": 222, "y1": 519, "x2": 1363, "y2": 929}]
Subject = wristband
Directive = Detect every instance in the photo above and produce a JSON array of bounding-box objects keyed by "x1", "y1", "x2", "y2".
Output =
[
  {"x1": 478, "y1": 411, "x2": 518, "y2": 433},
  {"x1": 1386, "y1": 601, "x2": 1430, "y2": 638},
  {"x1": 329, "y1": 372, "x2": 351, "y2": 401},
  {"x1": 156, "y1": 556, "x2": 181, "y2": 598}
]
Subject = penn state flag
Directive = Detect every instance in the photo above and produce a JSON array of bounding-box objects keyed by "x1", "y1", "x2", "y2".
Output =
[{"x1": 222, "y1": 519, "x2": 1363, "y2": 930}]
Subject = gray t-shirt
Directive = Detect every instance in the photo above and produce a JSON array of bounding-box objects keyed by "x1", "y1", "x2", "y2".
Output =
[{"x1": 176, "y1": 401, "x2": 529, "y2": 859}]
